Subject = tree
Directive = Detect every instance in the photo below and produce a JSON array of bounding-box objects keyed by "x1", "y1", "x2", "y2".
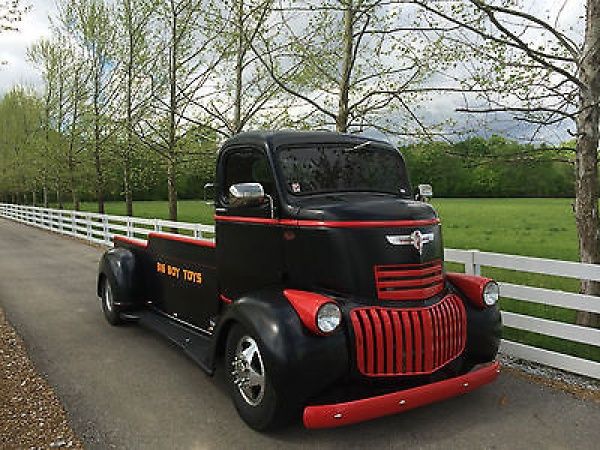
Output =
[
  {"x1": 114, "y1": 0, "x2": 158, "y2": 216},
  {"x1": 253, "y1": 0, "x2": 460, "y2": 135},
  {"x1": 137, "y1": 0, "x2": 221, "y2": 221},
  {"x1": 0, "y1": 0, "x2": 29, "y2": 33},
  {"x1": 0, "y1": 88, "x2": 44, "y2": 203},
  {"x1": 71, "y1": 0, "x2": 119, "y2": 214},
  {"x1": 415, "y1": 0, "x2": 600, "y2": 327},
  {"x1": 197, "y1": 0, "x2": 287, "y2": 137}
]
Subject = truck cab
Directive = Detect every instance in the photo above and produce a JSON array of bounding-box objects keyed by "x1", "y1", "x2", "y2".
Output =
[{"x1": 98, "y1": 131, "x2": 502, "y2": 431}]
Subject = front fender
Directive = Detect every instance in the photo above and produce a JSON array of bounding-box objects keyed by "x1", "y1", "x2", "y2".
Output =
[
  {"x1": 213, "y1": 287, "x2": 349, "y2": 405},
  {"x1": 97, "y1": 247, "x2": 139, "y2": 308}
]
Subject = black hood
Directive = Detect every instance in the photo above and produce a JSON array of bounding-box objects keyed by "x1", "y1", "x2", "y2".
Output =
[{"x1": 291, "y1": 193, "x2": 438, "y2": 222}]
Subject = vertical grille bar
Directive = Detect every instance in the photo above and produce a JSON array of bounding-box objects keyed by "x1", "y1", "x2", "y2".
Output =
[
  {"x1": 422, "y1": 311, "x2": 434, "y2": 372},
  {"x1": 380, "y1": 310, "x2": 394, "y2": 375},
  {"x1": 359, "y1": 310, "x2": 375, "y2": 374},
  {"x1": 411, "y1": 311, "x2": 422, "y2": 373},
  {"x1": 369, "y1": 309, "x2": 385, "y2": 374},
  {"x1": 391, "y1": 311, "x2": 403, "y2": 373},
  {"x1": 401, "y1": 311, "x2": 413, "y2": 373},
  {"x1": 350, "y1": 312, "x2": 365, "y2": 374},
  {"x1": 350, "y1": 295, "x2": 467, "y2": 377}
]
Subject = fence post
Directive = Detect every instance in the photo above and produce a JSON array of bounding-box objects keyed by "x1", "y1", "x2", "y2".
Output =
[
  {"x1": 71, "y1": 211, "x2": 76, "y2": 236},
  {"x1": 464, "y1": 250, "x2": 481, "y2": 275},
  {"x1": 86, "y1": 213, "x2": 92, "y2": 240},
  {"x1": 154, "y1": 219, "x2": 162, "y2": 233},
  {"x1": 102, "y1": 215, "x2": 110, "y2": 244},
  {"x1": 126, "y1": 218, "x2": 132, "y2": 237},
  {"x1": 194, "y1": 224, "x2": 202, "y2": 239}
]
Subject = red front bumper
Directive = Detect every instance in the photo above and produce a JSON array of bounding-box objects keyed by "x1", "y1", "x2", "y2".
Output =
[{"x1": 303, "y1": 361, "x2": 500, "y2": 429}]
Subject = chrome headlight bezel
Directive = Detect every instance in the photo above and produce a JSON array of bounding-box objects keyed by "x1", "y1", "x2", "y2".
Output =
[
  {"x1": 483, "y1": 281, "x2": 500, "y2": 306},
  {"x1": 316, "y1": 302, "x2": 342, "y2": 334}
]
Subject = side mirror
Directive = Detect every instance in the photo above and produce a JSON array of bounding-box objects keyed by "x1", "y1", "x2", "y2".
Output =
[
  {"x1": 203, "y1": 183, "x2": 215, "y2": 204},
  {"x1": 416, "y1": 184, "x2": 433, "y2": 202},
  {"x1": 229, "y1": 182, "x2": 265, "y2": 207}
]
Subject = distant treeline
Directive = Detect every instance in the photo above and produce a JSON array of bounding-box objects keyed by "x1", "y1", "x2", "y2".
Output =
[{"x1": 401, "y1": 136, "x2": 575, "y2": 198}]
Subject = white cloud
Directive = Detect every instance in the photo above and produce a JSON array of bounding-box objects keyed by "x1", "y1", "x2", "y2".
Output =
[{"x1": 0, "y1": 0, "x2": 54, "y2": 94}]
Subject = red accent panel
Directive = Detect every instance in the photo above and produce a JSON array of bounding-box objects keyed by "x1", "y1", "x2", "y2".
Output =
[
  {"x1": 148, "y1": 232, "x2": 216, "y2": 248},
  {"x1": 113, "y1": 235, "x2": 148, "y2": 248},
  {"x1": 214, "y1": 215, "x2": 280, "y2": 225},
  {"x1": 303, "y1": 361, "x2": 500, "y2": 429},
  {"x1": 446, "y1": 272, "x2": 494, "y2": 309},
  {"x1": 374, "y1": 260, "x2": 444, "y2": 301},
  {"x1": 283, "y1": 289, "x2": 336, "y2": 336},
  {"x1": 293, "y1": 218, "x2": 440, "y2": 228},
  {"x1": 214, "y1": 215, "x2": 440, "y2": 229},
  {"x1": 219, "y1": 294, "x2": 233, "y2": 304},
  {"x1": 350, "y1": 295, "x2": 467, "y2": 377}
]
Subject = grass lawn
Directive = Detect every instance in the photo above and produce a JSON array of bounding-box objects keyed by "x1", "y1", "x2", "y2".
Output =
[{"x1": 70, "y1": 197, "x2": 598, "y2": 361}]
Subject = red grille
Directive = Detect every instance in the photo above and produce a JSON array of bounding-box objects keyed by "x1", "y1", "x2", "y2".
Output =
[
  {"x1": 350, "y1": 295, "x2": 467, "y2": 376},
  {"x1": 374, "y1": 259, "x2": 444, "y2": 301}
]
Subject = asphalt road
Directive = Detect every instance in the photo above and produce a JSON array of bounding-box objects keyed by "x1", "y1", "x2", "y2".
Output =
[{"x1": 0, "y1": 217, "x2": 598, "y2": 449}]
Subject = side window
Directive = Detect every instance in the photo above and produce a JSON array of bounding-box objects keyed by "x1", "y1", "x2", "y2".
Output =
[{"x1": 223, "y1": 148, "x2": 276, "y2": 202}]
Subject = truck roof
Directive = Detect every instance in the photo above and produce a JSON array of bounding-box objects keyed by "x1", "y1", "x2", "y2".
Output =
[{"x1": 221, "y1": 130, "x2": 393, "y2": 151}]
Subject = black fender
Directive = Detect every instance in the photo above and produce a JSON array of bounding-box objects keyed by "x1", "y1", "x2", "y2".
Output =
[
  {"x1": 211, "y1": 287, "x2": 349, "y2": 405},
  {"x1": 445, "y1": 280, "x2": 502, "y2": 364},
  {"x1": 463, "y1": 300, "x2": 502, "y2": 364},
  {"x1": 97, "y1": 247, "x2": 140, "y2": 309}
]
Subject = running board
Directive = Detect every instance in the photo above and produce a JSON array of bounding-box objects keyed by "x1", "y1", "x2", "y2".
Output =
[{"x1": 129, "y1": 309, "x2": 215, "y2": 375}]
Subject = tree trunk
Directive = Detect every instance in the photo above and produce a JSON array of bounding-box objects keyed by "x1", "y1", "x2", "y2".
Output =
[
  {"x1": 575, "y1": 0, "x2": 600, "y2": 328},
  {"x1": 57, "y1": 186, "x2": 63, "y2": 210},
  {"x1": 94, "y1": 144, "x2": 105, "y2": 214},
  {"x1": 32, "y1": 191, "x2": 37, "y2": 206},
  {"x1": 232, "y1": 0, "x2": 244, "y2": 134},
  {"x1": 336, "y1": 1, "x2": 354, "y2": 133},
  {"x1": 167, "y1": 1, "x2": 178, "y2": 223},
  {"x1": 124, "y1": 159, "x2": 133, "y2": 216},
  {"x1": 167, "y1": 157, "x2": 177, "y2": 222},
  {"x1": 43, "y1": 183, "x2": 48, "y2": 208}
]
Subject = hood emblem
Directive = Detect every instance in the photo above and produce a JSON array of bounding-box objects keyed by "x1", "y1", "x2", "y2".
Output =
[{"x1": 386, "y1": 230, "x2": 434, "y2": 255}]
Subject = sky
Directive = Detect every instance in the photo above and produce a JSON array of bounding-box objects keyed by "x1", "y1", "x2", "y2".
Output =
[
  {"x1": 0, "y1": 0, "x2": 580, "y2": 144},
  {"x1": 0, "y1": 0, "x2": 53, "y2": 93}
]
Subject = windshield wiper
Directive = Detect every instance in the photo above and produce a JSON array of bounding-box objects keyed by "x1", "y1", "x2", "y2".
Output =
[{"x1": 349, "y1": 141, "x2": 372, "y2": 151}]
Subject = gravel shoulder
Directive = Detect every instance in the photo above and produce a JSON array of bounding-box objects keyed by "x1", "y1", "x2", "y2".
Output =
[{"x1": 0, "y1": 306, "x2": 82, "y2": 449}]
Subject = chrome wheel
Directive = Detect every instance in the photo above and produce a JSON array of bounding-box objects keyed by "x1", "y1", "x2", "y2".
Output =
[
  {"x1": 103, "y1": 281, "x2": 114, "y2": 313},
  {"x1": 231, "y1": 335, "x2": 266, "y2": 406}
]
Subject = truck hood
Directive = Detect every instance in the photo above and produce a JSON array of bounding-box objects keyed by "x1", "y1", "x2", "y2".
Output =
[
  {"x1": 283, "y1": 193, "x2": 444, "y2": 303},
  {"x1": 292, "y1": 193, "x2": 438, "y2": 223}
]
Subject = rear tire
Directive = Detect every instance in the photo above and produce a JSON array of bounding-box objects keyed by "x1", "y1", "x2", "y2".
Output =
[
  {"x1": 101, "y1": 277, "x2": 123, "y2": 326},
  {"x1": 225, "y1": 323, "x2": 295, "y2": 431}
]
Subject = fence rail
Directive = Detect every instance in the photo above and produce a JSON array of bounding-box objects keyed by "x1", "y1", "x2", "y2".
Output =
[{"x1": 1, "y1": 203, "x2": 599, "y2": 379}]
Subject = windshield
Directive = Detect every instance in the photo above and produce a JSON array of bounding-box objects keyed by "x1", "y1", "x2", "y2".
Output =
[{"x1": 276, "y1": 143, "x2": 411, "y2": 196}]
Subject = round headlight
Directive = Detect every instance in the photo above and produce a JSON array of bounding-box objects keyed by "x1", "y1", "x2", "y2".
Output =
[
  {"x1": 316, "y1": 303, "x2": 341, "y2": 333},
  {"x1": 483, "y1": 281, "x2": 500, "y2": 306}
]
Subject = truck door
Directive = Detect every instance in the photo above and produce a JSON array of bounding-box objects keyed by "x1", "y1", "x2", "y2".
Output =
[{"x1": 215, "y1": 146, "x2": 284, "y2": 300}]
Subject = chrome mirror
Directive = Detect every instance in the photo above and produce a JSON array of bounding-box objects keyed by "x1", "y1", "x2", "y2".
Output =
[
  {"x1": 229, "y1": 182, "x2": 265, "y2": 207},
  {"x1": 416, "y1": 184, "x2": 433, "y2": 202}
]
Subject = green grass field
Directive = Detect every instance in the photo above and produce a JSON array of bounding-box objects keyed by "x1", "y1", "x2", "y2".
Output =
[{"x1": 70, "y1": 198, "x2": 598, "y2": 362}]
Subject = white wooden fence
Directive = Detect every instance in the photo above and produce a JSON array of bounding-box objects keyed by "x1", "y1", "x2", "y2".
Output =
[{"x1": 1, "y1": 203, "x2": 599, "y2": 380}]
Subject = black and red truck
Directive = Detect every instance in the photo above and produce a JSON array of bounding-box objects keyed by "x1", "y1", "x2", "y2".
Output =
[{"x1": 97, "y1": 131, "x2": 502, "y2": 430}]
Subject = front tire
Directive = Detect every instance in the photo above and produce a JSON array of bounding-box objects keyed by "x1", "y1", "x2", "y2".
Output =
[
  {"x1": 100, "y1": 277, "x2": 123, "y2": 326},
  {"x1": 225, "y1": 324, "x2": 294, "y2": 431}
]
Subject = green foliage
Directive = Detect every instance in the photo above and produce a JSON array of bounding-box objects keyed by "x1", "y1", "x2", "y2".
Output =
[{"x1": 402, "y1": 136, "x2": 575, "y2": 198}]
